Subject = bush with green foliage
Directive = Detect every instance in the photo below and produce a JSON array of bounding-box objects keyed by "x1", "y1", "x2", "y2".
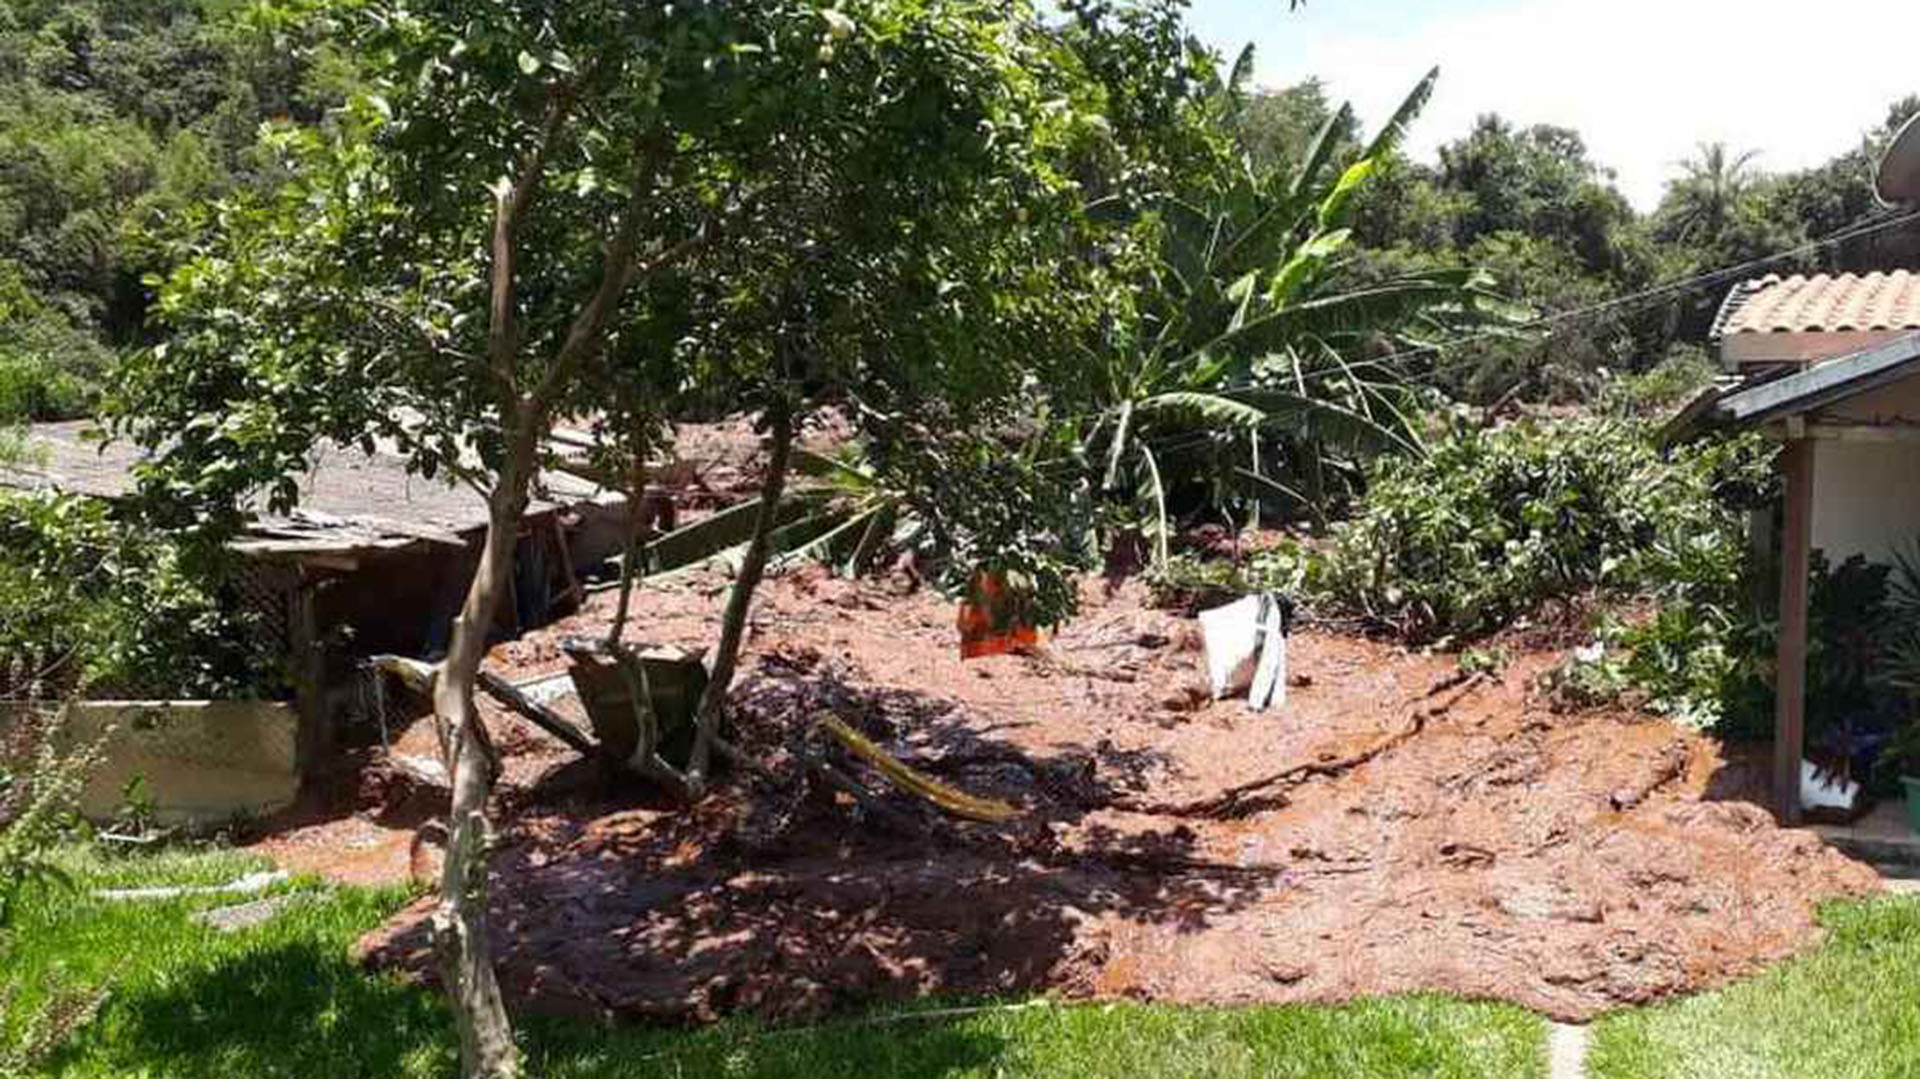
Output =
[
  {"x1": 1594, "y1": 345, "x2": 1720, "y2": 420},
  {"x1": 0, "y1": 490, "x2": 275, "y2": 699},
  {"x1": 1550, "y1": 543, "x2": 1907, "y2": 738},
  {"x1": 1144, "y1": 539, "x2": 1318, "y2": 613},
  {"x1": 0, "y1": 708, "x2": 109, "y2": 1071},
  {"x1": 1316, "y1": 417, "x2": 1771, "y2": 646}
]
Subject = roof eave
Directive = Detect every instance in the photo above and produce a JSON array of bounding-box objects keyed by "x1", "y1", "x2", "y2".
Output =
[{"x1": 1714, "y1": 331, "x2": 1920, "y2": 429}]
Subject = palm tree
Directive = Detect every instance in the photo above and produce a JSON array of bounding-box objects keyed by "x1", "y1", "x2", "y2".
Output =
[{"x1": 1660, "y1": 142, "x2": 1762, "y2": 244}]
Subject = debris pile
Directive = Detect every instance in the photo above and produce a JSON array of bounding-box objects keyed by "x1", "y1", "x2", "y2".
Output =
[{"x1": 332, "y1": 567, "x2": 1880, "y2": 1024}]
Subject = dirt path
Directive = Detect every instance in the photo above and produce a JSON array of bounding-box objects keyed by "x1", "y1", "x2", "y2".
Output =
[{"x1": 283, "y1": 567, "x2": 1876, "y2": 1024}]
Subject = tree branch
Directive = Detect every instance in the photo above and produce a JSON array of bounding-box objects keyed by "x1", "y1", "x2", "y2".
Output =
[
  {"x1": 487, "y1": 77, "x2": 584, "y2": 408},
  {"x1": 523, "y1": 143, "x2": 714, "y2": 423},
  {"x1": 361, "y1": 298, "x2": 483, "y2": 365}
]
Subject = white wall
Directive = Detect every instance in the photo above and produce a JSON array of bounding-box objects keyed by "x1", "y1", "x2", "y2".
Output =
[
  {"x1": 58, "y1": 700, "x2": 301, "y2": 827},
  {"x1": 1811, "y1": 439, "x2": 1920, "y2": 563}
]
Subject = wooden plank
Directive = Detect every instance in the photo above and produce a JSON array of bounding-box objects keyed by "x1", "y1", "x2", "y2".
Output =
[
  {"x1": 1774, "y1": 438, "x2": 1814, "y2": 825},
  {"x1": 289, "y1": 578, "x2": 331, "y2": 777},
  {"x1": 476, "y1": 668, "x2": 597, "y2": 757}
]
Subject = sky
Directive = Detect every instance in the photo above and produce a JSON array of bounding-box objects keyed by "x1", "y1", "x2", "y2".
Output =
[{"x1": 1182, "y1": 0, "x2": 1920, "y2": 210}]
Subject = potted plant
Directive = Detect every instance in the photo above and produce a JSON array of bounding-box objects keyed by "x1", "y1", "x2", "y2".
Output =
[{"x1": 1873, "y1": 539, "x2": 1920, "y2": 830}]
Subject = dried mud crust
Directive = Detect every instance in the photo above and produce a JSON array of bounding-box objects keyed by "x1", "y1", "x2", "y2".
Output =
[{"x1": 349, "y1": 568, "x2": 1880, "y2": 1024}]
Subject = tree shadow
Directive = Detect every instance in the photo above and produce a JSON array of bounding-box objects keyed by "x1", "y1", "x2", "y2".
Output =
[
  {"x1": 363, "y1": 648, "x2": 1279, "y2": 1027},
  {"x1": 66, "y1": 937, "x2": 453, "y2": 1079},
  {"x1": 524, "y1": 1009, "x2": 1016, "y2": 1079}
]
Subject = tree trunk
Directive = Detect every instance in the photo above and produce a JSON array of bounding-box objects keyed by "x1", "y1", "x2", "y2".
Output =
[
  {"x1": 687, "y1": 408, "x2": 795, "y2": 791},
  {"x1": 430, "y1": 444, "x2": 534, "y2": 1079}
]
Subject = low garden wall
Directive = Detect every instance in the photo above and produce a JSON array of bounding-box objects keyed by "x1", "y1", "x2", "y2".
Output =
[{"x1": 60, "y1": 700, "x2": 301, "y2": 827}]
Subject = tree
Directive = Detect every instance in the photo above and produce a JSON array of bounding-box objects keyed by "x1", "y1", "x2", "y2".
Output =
[
  {"x1": 1656, "y1": 142, "x2": 1763, "y2": 246},
  {"x1": 1437, "y1": 115, "x2": 1638, "y2": 279},
  {"x1": 1235, "y1": 77, "x2": 1357, "y2": 177},
  {"x1": 1776, "y1": 95, "x2": 1920, "y2": 272},
  {"x1": 1076, "y1": 68, "x2": 1509, "y2": 542},
  {"x1": 0, "y1": 0, "x2": 355, "y2": 419},
  {"x1": 115, "y1": 2, "x2": 1103, "y2": 1074}
]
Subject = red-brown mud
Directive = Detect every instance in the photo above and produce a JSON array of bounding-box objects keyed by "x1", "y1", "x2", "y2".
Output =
[{"x1": 303, "y1": 568, "x2": 1876, "y2": 1024}]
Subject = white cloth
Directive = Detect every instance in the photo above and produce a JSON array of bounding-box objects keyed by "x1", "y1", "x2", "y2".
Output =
[{"x1": 1199, "y1": 592, "x2": 1288, "y2": 711}]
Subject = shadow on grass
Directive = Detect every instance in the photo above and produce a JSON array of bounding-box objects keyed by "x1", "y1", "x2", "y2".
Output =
[
  {"x1": 63, "y1": 932, "x2": 1011, "y2": 1079},
  {"x1": 358, "y1": 646, "x2": 1279, "y2": 1025},
  {"x1": 525, "y1": 1010, "x2": 1015, "y2": 1079},
  {"x1": 43, "y1": 907, "x2": 1540, "y2": 1079},
  {"x1": 64, "y1": 937, "x2": 455, "y2": 1079}
]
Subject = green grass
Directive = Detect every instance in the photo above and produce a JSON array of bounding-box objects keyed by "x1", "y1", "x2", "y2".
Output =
[
  {"x1": 528, "y1": 996, "x2": 1547, "y2": 1079},
  {"x1": 1589, "y1": 895, "x2": 1920, "y2": 1079},
  {"x1": 3, "y1": 845, "x2": 1549, "y2": 1078}
]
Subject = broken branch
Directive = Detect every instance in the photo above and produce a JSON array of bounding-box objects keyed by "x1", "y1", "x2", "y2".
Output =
[{"x1": 1115, "y1": 672, "x2": 1490, "y2": 819}]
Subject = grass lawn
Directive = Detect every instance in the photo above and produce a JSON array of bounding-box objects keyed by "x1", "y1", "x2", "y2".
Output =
[
  {"x1": 1588, "y1": 895, "x2": 1920, "y2": 1079},
  {"x1": 3, "y1": 845, "x2": 1549, "y2": 1078}
]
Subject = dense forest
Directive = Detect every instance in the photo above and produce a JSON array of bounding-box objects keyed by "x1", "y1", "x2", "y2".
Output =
[
  {"x1": 1, "y1": 1, "x2": 1914, "y2": 427},
  {"x1": 0, "y1": 0, "x2": 354, "y2": 420}
]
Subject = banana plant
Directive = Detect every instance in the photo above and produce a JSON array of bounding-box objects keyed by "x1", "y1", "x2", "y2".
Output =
[{"x1": 1087, "y1": 68, "x2": 1512, "y2": 558}]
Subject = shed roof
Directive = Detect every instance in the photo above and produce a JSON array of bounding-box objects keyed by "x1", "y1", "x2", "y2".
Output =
[
  {"x1": 1713, "y1": 271, "x2": 1920, "y2": 339},
  {"x1": 1663, "y1": 331, "x2": 1920, "y2": 442},
  {"x1": 0, "y1": 421, "x2": 615, "y2": 556}
]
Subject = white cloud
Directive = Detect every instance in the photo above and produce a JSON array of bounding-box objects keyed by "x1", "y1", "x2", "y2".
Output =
[{"x1": 1250, "y1": 0, "x2": 1920, "y2": 210}]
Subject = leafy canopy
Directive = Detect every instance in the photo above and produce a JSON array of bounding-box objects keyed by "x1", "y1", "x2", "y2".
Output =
[{"x1": 117, "y1": 0, "x2": 1103, "y2": 537}]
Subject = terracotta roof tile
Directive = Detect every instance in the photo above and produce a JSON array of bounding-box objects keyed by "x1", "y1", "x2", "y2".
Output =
[{"x1": 1715, "y1": 271, "x2": 1920, "y2": 337}]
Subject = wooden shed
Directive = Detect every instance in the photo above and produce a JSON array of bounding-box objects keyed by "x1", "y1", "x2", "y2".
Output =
[{"x1": 0, "y1": 420, "x2": 629, "y2": 774}]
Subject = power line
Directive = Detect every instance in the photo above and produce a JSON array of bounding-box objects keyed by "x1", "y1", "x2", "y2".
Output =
[
  {"x1": 1038, "y1": 202, "x2": 1920, "y2": 430},
  {"x1": 1393, "y1": 205, "x2": 1920, "y2": 386}
]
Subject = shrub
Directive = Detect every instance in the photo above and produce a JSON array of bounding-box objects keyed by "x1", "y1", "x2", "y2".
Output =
[
  {"x1": 0, "y1": 266, "x2": 110, "y2": 423},
  {"x1": 1316, "y1": 416, "x2": 1769, "y2": 644},
  {"x1": 0, "y1": 490, "x2": 278, "y2": 699},
  {"x1": 1594, "y1": 345, "x2": 1720, "y2": 420},
  {"x1": 0, "y1": 709, "x2": 111, "y2": 1071},
  {"x1": 1144, "y1": 541, "x2": 1318, "y2": 613},
  {"x1": 1551, "y1": 547, "x2": 1900, "y2": 736}
]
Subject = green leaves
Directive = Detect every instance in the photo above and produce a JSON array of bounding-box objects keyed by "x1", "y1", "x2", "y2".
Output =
[
  {"x1": 0, "y1": 489, "x2": 273, "y2": 698},
  {"x1": 1136, "y1": 390, "x2": 1267, "y2": 429},
  {"x1": 1361, "y1": 66, "x2": 1438, "y2": 163},
  {"x1": 1317, "y1": 418, "x2": 1768, "y2": 647},
  {"x1": 1318, "y1": 159, "x2": 1375, "y2": 230}
]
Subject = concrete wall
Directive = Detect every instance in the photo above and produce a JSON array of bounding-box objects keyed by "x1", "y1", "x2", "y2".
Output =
[
  {"x1": 59, "y1": 700, "x2": 300, "y2": 827},
  {"x1": 1811, "y1": 439, "x2": 1920, "y2": 564}
]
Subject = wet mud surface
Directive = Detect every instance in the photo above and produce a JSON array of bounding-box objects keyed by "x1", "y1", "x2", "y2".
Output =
[{"x1": 300, "y1": 568, "x2": 1883, "y2": 1024}]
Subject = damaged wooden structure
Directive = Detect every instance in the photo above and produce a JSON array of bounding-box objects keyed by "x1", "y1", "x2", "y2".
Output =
[{"x1": 0, "y1": 419, "x2": 630, "y2": 798}]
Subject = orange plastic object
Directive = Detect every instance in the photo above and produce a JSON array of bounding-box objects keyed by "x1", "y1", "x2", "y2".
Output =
[{"x1": 957, "y1": 571, "x2": 1037, "y2": 659}]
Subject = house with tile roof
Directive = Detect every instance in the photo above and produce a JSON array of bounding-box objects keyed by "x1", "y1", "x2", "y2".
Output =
[
  {"x1": 1672, "y1": 265, "x2": 1920, "y2": 823},
  {"x1": 1668, "y1": 101, "x2": 1920, "y2": 821},
  {"x1": 1715, "y1": 271, "x2": 1920, "y2": 370}
]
